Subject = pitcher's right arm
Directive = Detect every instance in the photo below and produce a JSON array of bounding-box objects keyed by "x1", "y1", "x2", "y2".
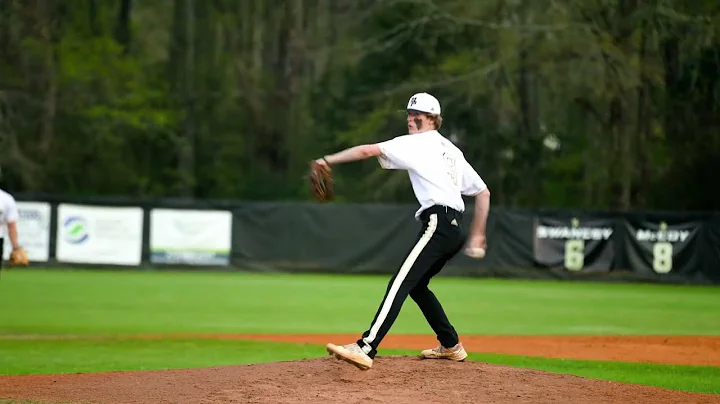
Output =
[{"x1": 459, "y1": 159, "x2": 490, "y2": 249}]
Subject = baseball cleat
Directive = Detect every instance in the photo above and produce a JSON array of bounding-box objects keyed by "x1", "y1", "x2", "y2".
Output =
[
  {"x1": 419, "y1": 342, "x2": 468, "y2": 361},
  {"x1": 326, "y1": 342, "x2": 373, "y2": 370}
]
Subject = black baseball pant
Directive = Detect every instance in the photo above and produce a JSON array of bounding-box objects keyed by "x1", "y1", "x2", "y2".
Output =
[{"x1": 356, "y1": 205, "x2": 466, "y2": 359}]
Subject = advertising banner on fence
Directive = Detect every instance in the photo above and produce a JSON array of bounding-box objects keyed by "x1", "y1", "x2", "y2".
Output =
[
  {"x1": 2, "y1": 202, "x2": 51, "y2": 262},
  {"x1": 150, "y1": 208, "x2": 232, "y2": 266},
  {"x1": 620, "y1": 218, "x2": 702, "y2": 276},
  {"x1": 56, "y1": 204, "x2": 143, "y2": 266},
  {"x1": 533, "y1": 216, "x2": 615, "y2": 272}
]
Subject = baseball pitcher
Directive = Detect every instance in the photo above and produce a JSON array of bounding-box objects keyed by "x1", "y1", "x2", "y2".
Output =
[{"x1": 310, "y1": 92, "x2": 490, "y2": 370}]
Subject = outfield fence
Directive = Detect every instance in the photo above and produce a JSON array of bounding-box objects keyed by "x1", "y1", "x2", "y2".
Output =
[{"x1": 6, "y1": 193, "x2": 720, "y2": 285}]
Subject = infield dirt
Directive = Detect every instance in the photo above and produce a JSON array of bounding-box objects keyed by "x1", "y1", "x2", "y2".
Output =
[{"x1": 1, "y1": 334, "x2": 719, "y2": 404}]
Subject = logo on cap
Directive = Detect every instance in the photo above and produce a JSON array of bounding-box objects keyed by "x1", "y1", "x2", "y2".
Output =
[{"x1": 409, "y1": 97, "x2": 417, "y2": 106}]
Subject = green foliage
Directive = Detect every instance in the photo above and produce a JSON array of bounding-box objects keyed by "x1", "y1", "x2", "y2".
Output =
[{"x1": 0, "y1": 0, "x2": 718, "y2": 209}]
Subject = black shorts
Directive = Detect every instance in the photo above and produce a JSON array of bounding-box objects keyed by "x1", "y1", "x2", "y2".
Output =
[{"x1": 0, "y1": 237, "x2": 4, "y2": 269}]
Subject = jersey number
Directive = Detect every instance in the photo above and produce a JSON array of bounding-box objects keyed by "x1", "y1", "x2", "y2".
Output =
[
  {"x1": 652, "y1": 242, "x2": 673, "y2": 274},
  {"x1": 443, "y1": 152, "x2": 459, "y2": 187},
  {"x1": 564, "y1": 240, "x2": 584, "y2": 271}
]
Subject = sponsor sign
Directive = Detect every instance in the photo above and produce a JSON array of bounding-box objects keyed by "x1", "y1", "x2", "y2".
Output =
[
  {"x1": 56, "y1": 204, "x2": 143, "y2": 266},
  {"x1": 150, "y1": 208, "x2": 232, "y2": 266}
]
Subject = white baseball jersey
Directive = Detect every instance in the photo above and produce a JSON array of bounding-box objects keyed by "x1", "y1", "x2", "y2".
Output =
[
  {"x1": 0, "y1": 189, "x2": 19, "y2": 238},
  {"x1": 377, "y1": 130, "x2": 487, "y2": 219}
]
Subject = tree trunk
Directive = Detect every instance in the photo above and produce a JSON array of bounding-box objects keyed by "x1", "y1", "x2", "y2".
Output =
[
  {"x1": 612, "y1": 0, "x2": 638, "y2": 210},
  {"x1": 38, "y1": 0, "x2": 57, "y2": 165},
  {"x1": 288, "y1": 0, "x2": 307, "y2": 172},
  {"x1": 115, "y1": 0, "x2": 132, "y2": 53},
  {"x1": 635, "y1": 14, "x2": 649, "y2": 208},
  {"x1": 517, "y1": 6, "x2": 540, "y2": 203},
  {"x1": 170, "y1": 0, "x2": 197, "y2": 198},
  {"x1": 88, "y1": 0, "x2": 99, "y2": 36}
]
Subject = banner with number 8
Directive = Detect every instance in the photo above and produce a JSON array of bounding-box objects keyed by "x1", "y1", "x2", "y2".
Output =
[{"x1": 621, "y1": 218, "x2": 703, "y2": 276}]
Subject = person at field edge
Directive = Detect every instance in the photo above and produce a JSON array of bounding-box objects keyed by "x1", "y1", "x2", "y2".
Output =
[
  {"x1": 0, "y1": 168, "x2": 21, "y2": 271},
  {"x1": 315, "y1": 92, "x2": 491, "y2": 370}
]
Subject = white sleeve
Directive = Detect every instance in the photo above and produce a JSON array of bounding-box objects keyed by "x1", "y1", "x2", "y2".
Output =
[
  {"x1": 376, "y1": 136, "x2": 416, "y2": 170},
  {"x1": 5, "y1": 195, "x2": 18, "y2": 223},
  {"x1": 460, "y1": 158, "x2": 488, "y2": 196}
]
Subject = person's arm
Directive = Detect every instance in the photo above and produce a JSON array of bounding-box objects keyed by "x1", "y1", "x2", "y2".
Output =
[
  {"x1": 315, "y1": 144, "x2": 383, "y2": 166},
  {"x1": 459, "y1": 157, "x2": 490, "y2": 252},
  {"x1": 6, "y1": 197, "x2": 19, "y2": 250},
  {"x1": 7, "y1": 221, "x2": 19, "y2": 250},
  {"x1": 314, "y1": 136, "x2": 414, "y2": 169},
  {"x1": 467, "y1": 189, "x2": 490, "y2": 249}
]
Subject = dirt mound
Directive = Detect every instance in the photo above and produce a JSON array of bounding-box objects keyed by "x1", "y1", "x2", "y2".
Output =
[{"x1": 1, "y1": 356, "x2": 718, "y2": 404}]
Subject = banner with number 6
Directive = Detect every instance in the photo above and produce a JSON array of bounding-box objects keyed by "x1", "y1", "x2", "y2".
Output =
[
  {"x1": 620, "y1": 218, "x2": 703, "y2": 276},
  {"x1": 532, "y1": 215, "x2": 615, "y2": 273}
]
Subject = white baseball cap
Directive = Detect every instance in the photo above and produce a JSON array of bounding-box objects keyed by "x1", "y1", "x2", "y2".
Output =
[{"x1": 406, "y1": 92, "x2": 441, "y2": 115}]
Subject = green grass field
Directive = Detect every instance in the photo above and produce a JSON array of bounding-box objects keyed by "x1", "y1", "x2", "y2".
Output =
[{"x1": 0, "y1": 268, "x2": 719, "y2": 396}]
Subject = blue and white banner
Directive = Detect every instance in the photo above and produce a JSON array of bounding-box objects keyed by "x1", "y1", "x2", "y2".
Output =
[
  {"x1": 56, "y1": 204, "x2": 144, "y2": 266},
  {"x1": 150, "y1": 208, "x2": 232, "y2": 266},
  {"x1": 3, "y1": 202, "x2": 51, "y2": 262}
]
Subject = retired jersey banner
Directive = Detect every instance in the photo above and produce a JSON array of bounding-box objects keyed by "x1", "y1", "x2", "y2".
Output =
[
  {"x1": 150, "y1": 208, "x2": 232, "y2": 266},
  {"x1": 533, "y1": 216, "x2": 615, "y2": 273},
  {"x1": 2, "y1": 202, "x2": 51, "y2": 262},
  {"x1": 56, "y1": 204, "x2": 144, "y2": 266},
  {"x1": 620, "y1": 218, "x2": 703, "y2": 276},
  {"x1": 704, "y1": 214, "x2": 720, "y2": 281}
]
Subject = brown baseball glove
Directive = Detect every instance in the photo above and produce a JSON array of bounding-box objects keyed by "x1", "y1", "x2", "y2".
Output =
[
  {"x1": 9, "y1": 247, "x2": 29, "y2": 267},
  {"x1": 309, "y1": 160, "x2": 334, "y2": 202}
]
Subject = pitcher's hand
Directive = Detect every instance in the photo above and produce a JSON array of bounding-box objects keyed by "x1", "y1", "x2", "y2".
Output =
[{"x1": 464, "y1": 234, "x2": 487, "y2": 259}]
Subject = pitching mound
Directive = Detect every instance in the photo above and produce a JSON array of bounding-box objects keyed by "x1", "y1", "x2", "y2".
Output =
[{"x1": 2, "y1": 356, "x2": 718, "y2": 404}]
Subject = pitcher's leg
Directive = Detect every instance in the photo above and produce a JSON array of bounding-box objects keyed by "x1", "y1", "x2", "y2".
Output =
[
  {"x1": 411, "y1": 232, "x2": 465, "y2": 348},
  {"x1": 326, "y1": 213, "x2": 447, "y2": 369},
  {"x1": 356, "y1": 214, "x2": 444, "y2": 358},
  {"x1": 410, "y1": 253, "x2": 460, "y2": 347},
  {"x1": 411, "y1": 256, "x2": 467, "y2": 361},
  {"x1": 357, "y1": 252, "x2": 443, "y2": 357},
  {"x1": 410, "y1": 282, "x2": 459, "y2": 348}
]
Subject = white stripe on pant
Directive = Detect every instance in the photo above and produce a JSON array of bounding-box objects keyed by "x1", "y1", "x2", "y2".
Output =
[{"x1": 360, "y1": 213, "x2": 438, "y2": 354}]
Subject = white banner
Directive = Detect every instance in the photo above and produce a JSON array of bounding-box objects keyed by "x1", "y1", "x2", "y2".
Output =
[
  {"x1": 56, "y1": 204, "x2": 143, "y2": 266},
  {"x1": 150, "y1": 208, "x2": 232, "y2": 265},
  {"x1": 3, "y1": 202, "x2": 51, "y2": 262}
]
